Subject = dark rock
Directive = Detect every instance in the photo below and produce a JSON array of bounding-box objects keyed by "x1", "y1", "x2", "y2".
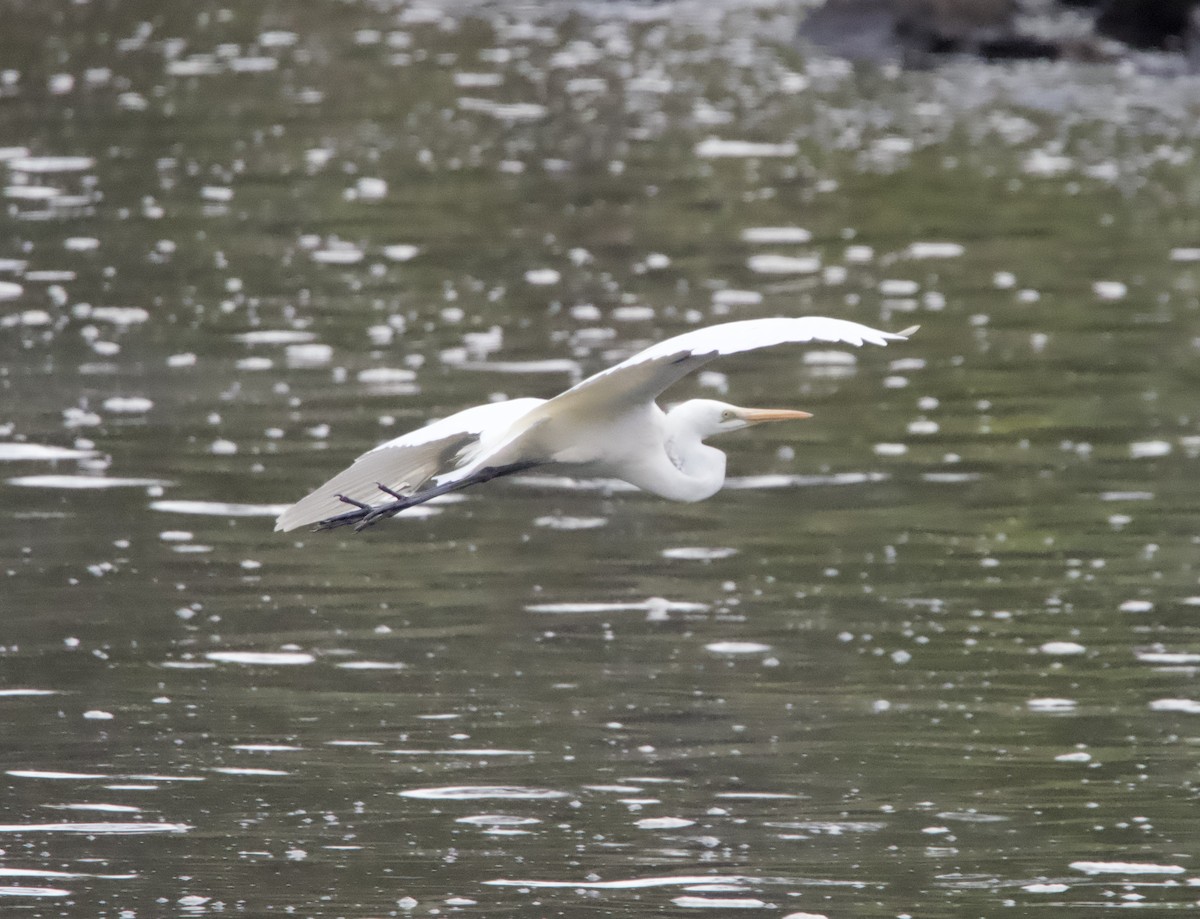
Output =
[
  {"x1": 1095, "y1": 0, "x2": 1196, "y2": 49},
  {"x1": 798, "y1": 0, "x2": 1060, "y2": 63},
  {"x1": 797, "y1": 0, "x2": 1200, "y2": 64}
]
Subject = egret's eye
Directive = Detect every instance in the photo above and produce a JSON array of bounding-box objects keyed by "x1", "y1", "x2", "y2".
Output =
[{"x1": 721, "y1": 410, "x2": 735, "y2": 421}]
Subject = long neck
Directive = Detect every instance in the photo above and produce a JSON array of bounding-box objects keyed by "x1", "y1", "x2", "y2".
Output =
[{"x1": 658, "y1": 412, "x2": 727, "y2": 503}]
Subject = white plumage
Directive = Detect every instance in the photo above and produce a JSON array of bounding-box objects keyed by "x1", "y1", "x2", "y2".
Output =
[{"x1": 275, "y1": 316, "x2": 916, "y2": 533}]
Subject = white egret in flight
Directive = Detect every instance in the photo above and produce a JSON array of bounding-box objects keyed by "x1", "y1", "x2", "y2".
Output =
[{"x1": 275, "y1": 316, "x2": 916, "y2": 533}]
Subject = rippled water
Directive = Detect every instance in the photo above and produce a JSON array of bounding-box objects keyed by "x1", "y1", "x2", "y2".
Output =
[{"x1": 2, "y1": 0, "x2": 1199, "y2": 916}]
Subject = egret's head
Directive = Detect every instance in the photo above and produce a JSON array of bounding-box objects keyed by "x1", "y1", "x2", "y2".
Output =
[{"x1": 673, "y1": 399, "x2": 812, "y2": 440}]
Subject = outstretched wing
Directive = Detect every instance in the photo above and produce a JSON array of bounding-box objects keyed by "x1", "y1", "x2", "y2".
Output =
[
  {"x1": 538, "y1": 316, "x2": 916, "y2": 418},
  {"x1": 274, "y1": 397, "x2": 545, "y2": 532}
]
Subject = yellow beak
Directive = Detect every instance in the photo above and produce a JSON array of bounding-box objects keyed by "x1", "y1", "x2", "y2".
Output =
[{"x1": 738, "y1": 407, "x2": 813, "y2": 424}]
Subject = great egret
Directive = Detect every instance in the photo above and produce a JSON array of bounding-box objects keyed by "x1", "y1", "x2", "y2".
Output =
[{"x1": 275, "y1": 316, "x2": 916, "y2": 533}]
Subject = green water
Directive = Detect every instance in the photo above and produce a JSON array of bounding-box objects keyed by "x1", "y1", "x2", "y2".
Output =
[{"x1": 1, "y1": 1, "x2": 1198, "y2": 916}]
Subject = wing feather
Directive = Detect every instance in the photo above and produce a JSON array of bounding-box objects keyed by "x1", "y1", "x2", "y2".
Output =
[
  {"x1": 274, "y1": 397, "x2": 545, "y2": 532},
  {"x1": 274, "y1": 433, "x2": 477, "y2": 532},
  {"x1": 540, "y1": 316, "x2": 913, "y2": 418}
]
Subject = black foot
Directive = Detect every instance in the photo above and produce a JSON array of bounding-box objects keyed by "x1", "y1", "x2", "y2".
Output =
[
  {"x1": 309, "y1": 462, "x2": 540, "y2": 535},
  {"x1": 313, "y1": 483, "x2": 415, "y2": 533}
]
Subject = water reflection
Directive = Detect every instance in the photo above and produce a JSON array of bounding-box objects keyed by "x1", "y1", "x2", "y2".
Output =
[{"x1": 2, "y1": 0, "x2": 1200, "y2": 915}]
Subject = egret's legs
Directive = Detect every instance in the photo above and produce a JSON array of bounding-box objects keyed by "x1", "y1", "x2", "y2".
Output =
[{"x1": 314, "y1": 461, "x2": 541, "y2": 532}]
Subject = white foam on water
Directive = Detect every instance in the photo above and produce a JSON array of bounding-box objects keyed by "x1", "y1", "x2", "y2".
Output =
[
  {"x1": 234, "y1": 330, "x2": 315, "y2": 344},
  {"x1": 0, "y1": 822, "x2": 190, "y2": 834},
  {"x1": 1148, "y1": 698, "x2": 1200, "y2": 714},
  {"x1": 400, "y1": 785, "x2": 567, "y2": 801},
  {"x1": 125, "y1": 774, "x2": 206, "y2": 782},
  {"x1": 1099, "y1": 490, "x2": 1154, "y2": 501},
  {"x1": 151, "y1": 500, "x2": 290, "y2": 517},
  {"x1": 532, "y1": 515, "x2": 607, "y2": 530},
  {"x1": 458, "y1": 98, "x2": 547, "y2": 121},
  {"x1": 1129, "y1": 440, "x2": 1170, "y2": 459},
  {"x1": 7, "y1": 770, "x2": 109, "y2": 780},
  {"x1": 613, "y1": 305, "x2": 655, "y2": 321},
  {"x1": 1039, "y1": 642, "x2": 1086, "y2": 656},
  {"x1": 210, "y1": 767, "x2": 289, "y2": 776},
  {"x1": 1023, "y1": 150, "x2": 1073, "y2": 176},
  {"x1": 512, "y1": 475, "x2": 636, "y2": 492},
  {"x1": 311, "y1": 246, "x2": 363, "y2": 264},
  {"x1": 695, "y1": 138, "x2": 797, "y2": 158},
  {"x1": 357, "y1": 367, "x2": 417, "y2": 384},
  {"x1": 455, "y1": 815, "x2": 541, "y2": 826},
  {"x1": 740, "y1": 226, "x2": 812, "y2": 244},
  {"x1": 383, "y1": 244, "x2": 420, "y2": 261},
  {"x1": 4, "y1": 186, "x2": 61, "y2": 201},
  {"x1": 44, "y1": 803, "x2": 140, "y2": 814},
  {"x1": 907, "y1": 241, "x2": 964, "y2": 258},
  {"x1": 746, "y1": 253, "x2": 820, "y2": 274},
  {"x1": 922, "y1": 471, "x2": 980, "y2": 483},
  {"x1": 0, "y1": 867, "x2": 136, "y2": 879},
  {"x1": 635, "y1": 816, "x2": 695, "y2": 829},
  {"x1": 7, "y1": 156, "x2": 95, "y2": 173},
  {"x1": 1092, "y1": 280, "x2": 1127, "y2": 300},
  {"x1": 880, "y1": 278, "x2": 919, "y2": 296},
  {"x1": 724, "y1": 472, "x2": 888, "y2": 489},
  {"x1": 1026, "y1": 698, "x2": 1077, "y2": 713},
  {"x1": 524, "y1": 268, "x2": 561, "y2": 285},
  {"x1": 235, "y1": 357, "x2": 273, "y2": 370},
  {"x1": 453, "y1": 71, "x2": 501, "y2": 88},
  {"x1": 672, "y1": 896, "x2": 765, "y2": 909},
  {"x1": 90, "y1": 306, "x2": 149, "y2": 324},
  {"x1": 1119, "y1": 600, "x2": 1154, "y2": 613},
  {"x1": 486, "y1": 875, "x2": 747, "y2": 890},
  {"x1": 527, "y1": 598, "x2": 708, "y2": 615},
  {"x1": 662, "y1": 546, "x2": 737, "y2": 560},
  {"x1": 712, "y1": 289, "x2": 762, "y2": 306},
  {"x1": 0, "y1": 443, "x2": 95, "y2": 461},
  {"x1": 705, "y1": 641, "x2": 772, "y2": 654},
  {"x1": 1021, "y1": 883, "x2": 1069, "y2": 894},
  {"x1": 1054, "y1": 751, "x2": 1092, "y2": 763},
  {"x1": 804, "y1": 350, "x2": 857, "y2": 366},
  {"x1": 205, "y1": 651, "x2": 315, "y2": 665},
  {"x1": 683, "y1": 884, "x2": 752, "y2": 893},
  {"x1": 230, "y1": 744, "x2": 303, "y2": 752},
  {"x1": 462, "y1": 358, "x2": 580, "y2": 375},
  {"x1": 102, "y1": 396, "x2": 153, "y2": 413},
  {"x1": 1135, "y1": 651, "x2": 1200, "y2": 665},
  {"x1": 0, "y1": 886, "x2": 71, "y2": 898},
  {"x1": 1069, "y1": 861, "x2": 1184, "y2": 876},
  {"x1": 0, "y1": 689, "x2": 58, "y2": 697},
  {"x1": 286, "y1": 343, "x2": 333, "y2": 365},
  {"x1": 229, "y1": 56, "x2": 278, "y2": 73},
  {"x1": 9, "y1": 475, "x2": 169, "y2": 489}
]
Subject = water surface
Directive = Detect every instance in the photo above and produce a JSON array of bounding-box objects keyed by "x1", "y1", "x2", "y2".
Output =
[{"x1": 2, "y1": 1, "x2": 1199, "y2": 916}]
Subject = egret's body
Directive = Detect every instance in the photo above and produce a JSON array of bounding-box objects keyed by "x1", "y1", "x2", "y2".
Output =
[{"x1": 275, "y1": 316, "x2": 915, "y2": 533}]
